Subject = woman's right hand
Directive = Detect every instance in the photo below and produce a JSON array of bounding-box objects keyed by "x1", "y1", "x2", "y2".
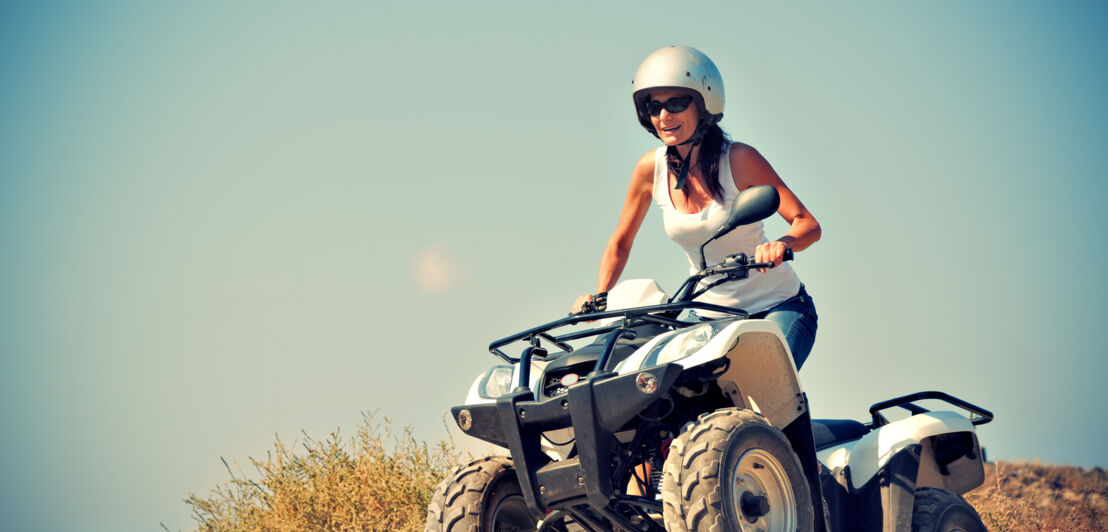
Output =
[{"x1": 571, "y1": 293, "x2": 594, "y2": 315}]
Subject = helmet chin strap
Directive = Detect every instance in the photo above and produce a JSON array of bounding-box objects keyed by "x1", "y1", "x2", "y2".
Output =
[{"x1": 671, "y1": 120, "x2": 710, "y2": 190}]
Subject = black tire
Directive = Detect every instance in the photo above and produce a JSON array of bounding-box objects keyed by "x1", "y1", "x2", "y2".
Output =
[
  {"x1": 912, "y1": 487, "x2": 986, "y2": 532},
  {"x1": 661, "y1": 408, "x2": 814, "y2": 532},
  {"x1": 424, "y1": 456, "x2": 541, "y2": 532},
  {"x1": 425, "y1": 463, "x2": 463, "y2": 532}
]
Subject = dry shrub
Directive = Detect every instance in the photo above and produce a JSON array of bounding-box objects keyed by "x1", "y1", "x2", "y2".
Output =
[
  {"x1": 966, "y1": 487, "x2": 1049, "y2": 531},
  {"x1": 185, "y1": 413, "x2": 464, "y2": 532},
  {"x1": 186, "y1": 425, "x2": 1108, "y2": 532},
  {"x1": 966, "y1": 460, "x2": 1108, "y2": 532}
]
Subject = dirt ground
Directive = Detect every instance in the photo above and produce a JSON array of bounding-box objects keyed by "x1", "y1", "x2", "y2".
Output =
[{"x1": 964, "y1": 460, "x2": 1108, "y2": 531}]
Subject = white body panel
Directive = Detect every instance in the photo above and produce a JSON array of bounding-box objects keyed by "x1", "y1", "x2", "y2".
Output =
[
  {"x1": 598, "y1": 279, "x2": 667, "y2": 326},
  {"x1": 617, "y1": 318, "x2": 805, "y2": 429},
  {"x1": 817, "y1": 410, "x2": 976, "y2": 489},
  {"x1": 463, "y1": 371, "x2": 494, "y2": 406},
  {"x1": 458, "y1": 279, "x2": 805, "y2": 457}
]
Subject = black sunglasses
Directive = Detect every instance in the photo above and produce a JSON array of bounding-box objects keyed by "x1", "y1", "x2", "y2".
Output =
[{"x1": 644, "y1": 95, "x2": 694, "y2": 116}]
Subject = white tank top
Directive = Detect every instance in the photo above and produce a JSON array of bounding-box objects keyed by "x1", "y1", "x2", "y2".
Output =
[{"x1": 652, "y1": 144, "x2": 801, "y2": 316}]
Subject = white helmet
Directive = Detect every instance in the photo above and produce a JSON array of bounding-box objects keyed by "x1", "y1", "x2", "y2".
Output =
[{"x1": 632, "y1": 45, "x2": 725, "y2": 137}]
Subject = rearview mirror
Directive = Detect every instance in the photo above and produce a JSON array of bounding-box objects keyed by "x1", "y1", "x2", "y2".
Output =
[
  {"x1": 697, "y1": 185, "x2": 780, "y2": 270},
  {"x1": 717, "y1": 184, "x2": 780, "y2": 237}
]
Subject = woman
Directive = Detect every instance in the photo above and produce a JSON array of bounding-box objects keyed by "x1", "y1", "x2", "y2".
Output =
[{"x1": 573, "y1": 45, "x2": 822, "y2": 370}]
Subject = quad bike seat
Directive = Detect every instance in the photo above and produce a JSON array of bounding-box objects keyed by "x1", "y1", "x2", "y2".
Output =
[{"x1": 811, "y1": 418, "x2": 870, "y2": 451}]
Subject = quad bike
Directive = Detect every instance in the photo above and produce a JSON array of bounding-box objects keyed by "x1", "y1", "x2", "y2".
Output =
[{"x1": 426, "y1": 185, "x2": 994, "y2": 532}]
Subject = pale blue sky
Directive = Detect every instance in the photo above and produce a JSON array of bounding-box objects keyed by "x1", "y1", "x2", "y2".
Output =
[{"x1": 2, "y1": 2, "x2": 1106, "y2": 531}]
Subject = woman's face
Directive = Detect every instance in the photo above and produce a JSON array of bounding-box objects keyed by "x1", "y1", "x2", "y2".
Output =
[{"x1": 647, "y1": 89, "x2": 700, "y2": 146}]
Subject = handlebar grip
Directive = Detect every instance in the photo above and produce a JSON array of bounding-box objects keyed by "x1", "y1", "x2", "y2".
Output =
[
  {"x1": 572, "y1": 291, "x2": 608, "y2": 315},
  {"x1": 591, "y1": 291, "x2": 608, "y2": 312},
  {"x1": 783, "y1": 248, "x2": 794, "y2": 262}
]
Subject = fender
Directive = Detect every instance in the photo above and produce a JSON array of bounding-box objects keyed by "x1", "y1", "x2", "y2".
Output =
[
  {"x1": 817, "y1": 410, "x2": 983, "y2": 492},
  {"x1": 617, "y1": 319, "x2": 806, "y2": 429}
]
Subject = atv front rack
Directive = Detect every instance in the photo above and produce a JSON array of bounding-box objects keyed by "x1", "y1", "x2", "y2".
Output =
[{"x1": 488, "y1": 300, "x2": 747, "y2": 363}]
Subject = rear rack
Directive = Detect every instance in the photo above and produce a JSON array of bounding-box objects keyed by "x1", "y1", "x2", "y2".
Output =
[{"x1": 869, "y1": 391, "x2": 994, "y2": 427}]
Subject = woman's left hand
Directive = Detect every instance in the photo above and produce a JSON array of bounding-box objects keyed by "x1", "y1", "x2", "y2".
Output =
[{"x1": 754, "y1": 241, "x2": 789, "y2": 273}]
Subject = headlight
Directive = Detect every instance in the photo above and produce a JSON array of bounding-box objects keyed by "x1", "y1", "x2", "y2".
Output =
[
  {"x1": 651, "y1": 323, "x2": 715, "y2": 365},
  {"x1": 478, "y1": 365, "x2": 515, "y2": 399},
  {"x1": 617, "y1": 318, "x2": 740, "y2": 372}
]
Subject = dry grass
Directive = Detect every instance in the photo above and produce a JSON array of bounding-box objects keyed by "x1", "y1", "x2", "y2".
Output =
[
  {"x1": 184, "y1": 413, "x2": 464, "y2": 532},
  {"x1": 185, "y1": 419, "x2": 1108, "y2": 532},
  {"x1": 966, "y1": 460, "x2": 1108, "y2": 532}
]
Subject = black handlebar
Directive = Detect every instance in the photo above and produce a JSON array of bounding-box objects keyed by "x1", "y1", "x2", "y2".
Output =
[
  {"x1": 704, "y1": 248, "x2": 793, "y2": 275},
  {"x1": 551, "y1": 247, "x2": 796, "y2": 359},
  {"x1": 749, "y1": 247, "x2": 795, "y2": 268},
  {"x1": 673, "y1": 248, "x2": 795, "y2": 303}
]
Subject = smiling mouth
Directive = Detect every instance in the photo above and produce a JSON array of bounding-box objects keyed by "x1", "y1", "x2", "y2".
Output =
[{"x1": 662, "y1": 125, "x2": 681, "y2": 134}]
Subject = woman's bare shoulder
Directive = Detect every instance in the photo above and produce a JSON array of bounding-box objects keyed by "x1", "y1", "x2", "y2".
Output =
[
  {"x1": 727, "y1": 140, "x2": 757, "y2": 161},
  {"x1": 727, "y1": 141, "x2": 778, "y2": 187}
]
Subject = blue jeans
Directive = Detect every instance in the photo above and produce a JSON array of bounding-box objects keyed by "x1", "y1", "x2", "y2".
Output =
[{"x1": 750, "y1": 285, "x2": 818, "y2": 371}]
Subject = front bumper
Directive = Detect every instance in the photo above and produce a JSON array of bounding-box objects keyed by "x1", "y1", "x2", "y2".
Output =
[{"x1": 450, "y1": 364, "x2": 683, "y2": 511}]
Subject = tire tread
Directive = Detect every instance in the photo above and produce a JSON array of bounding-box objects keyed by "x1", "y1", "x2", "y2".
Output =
[
  {"x1": 424, "y1": 456, "x2": 514, "y2": 532},
  {"x1": 911, "y1": 487, "x2": 986, "y2": 532},
  {"x1": 660, "y1": 408, "x2": 813, "y2": 531}
]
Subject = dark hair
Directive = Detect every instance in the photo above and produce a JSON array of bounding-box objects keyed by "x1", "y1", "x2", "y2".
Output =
[{"x1": 666, "y1": 124, "x2": 730, "y2": 202}]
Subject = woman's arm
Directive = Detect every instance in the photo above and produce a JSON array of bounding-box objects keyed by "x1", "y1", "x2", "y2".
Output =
[
  {"x1": 572, "y1": 151, "x2": 656, "y2": 313},
  {"x1": 729, "y1": 143, "x2": 822, "y2": 268}
]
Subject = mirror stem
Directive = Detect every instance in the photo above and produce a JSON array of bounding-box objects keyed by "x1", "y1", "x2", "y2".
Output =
[{"x1": 698, "y1": 239, "x2": 713, "y2": 271}]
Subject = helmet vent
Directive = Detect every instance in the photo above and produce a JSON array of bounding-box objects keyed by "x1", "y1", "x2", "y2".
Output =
[{"x1": 685, "y1": 71, "x2": 691, "y2": 77}]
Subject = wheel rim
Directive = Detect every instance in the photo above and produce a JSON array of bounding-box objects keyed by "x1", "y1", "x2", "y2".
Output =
[
  {"x1": 489, "y1": 494, "x2": 535, "y2": 532},
  {"x1": 731, "y1": 448, "x2": 797, "y2": 532}
]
